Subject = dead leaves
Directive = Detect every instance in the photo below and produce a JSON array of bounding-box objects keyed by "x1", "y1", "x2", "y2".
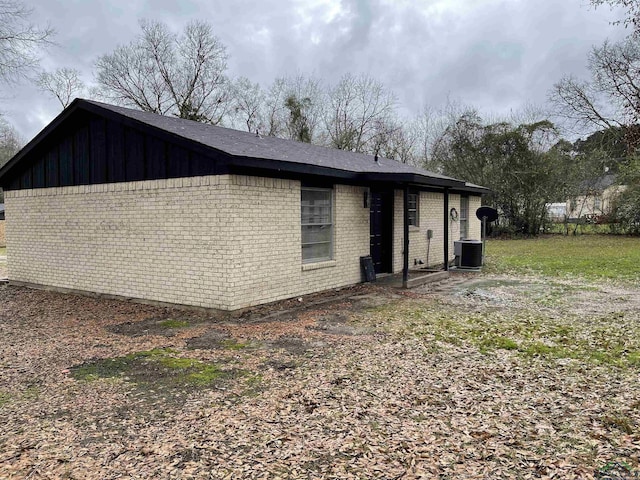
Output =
[{"x1": 0, "y1": 277, "x2": 639, "y2": 479}]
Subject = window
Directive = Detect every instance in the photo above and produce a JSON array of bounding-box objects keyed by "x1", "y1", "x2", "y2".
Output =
[
  {"x1": 408, "y1": 192, "x2": 419, "y2": 226},
  {"x1": 460, "y1": 196, "x2": 469, "y2": 239},
  {"x1": 594, "y1": 196, "x2": 602, "y2": 211},
  {"x1": 301, "y1": 187, "x2": 333, "y2": 263}
]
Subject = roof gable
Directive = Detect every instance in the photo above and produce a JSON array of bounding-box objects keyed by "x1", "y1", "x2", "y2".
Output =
[{"x1": 0, "y1": 99, "x2": 488, "y2": 192}]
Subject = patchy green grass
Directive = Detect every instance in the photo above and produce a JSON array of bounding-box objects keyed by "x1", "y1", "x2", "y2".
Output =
[
  {"x1": 595, "y1": 461, "x2": 638, "y2": 479},
  {"x1": 375, "y1": 300, "x2": 640, "y2": 369},
  {"x1": 71, "y1": 348, "x2": 244, "y2": 388},
  {"x1": 0, "y1": 387, "x2": 38, "y2": 407},
  {"x1": 0, "y1": 247, "x2": 5, "y2": 256},
  {"x1": 544, "y1": 223, "x2": 614, "y2": 235},
  {"x1": 601, "y1": 414, "x2": 636, "y2": 435},
  {"x1": 485, "y1": 235, "x2": 640, "y2": 283},
  {"x1": 221, "y1": 339, "x2": 248, "y2": 350},
  {"x1": 158, "y1": 319, "x2": 190, "y2": 329}
]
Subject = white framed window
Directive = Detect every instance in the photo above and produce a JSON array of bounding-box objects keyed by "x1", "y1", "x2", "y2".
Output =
[
  {"x1": 460, "y1": 196, "x2": 469, "y2": 239},
  {"x1": 594, "y1": 196, "x2": 602, "y2": 211},
  {"x1": 301, "y1": 187, "x2": 333, "y2": 263},
  {"x1": 408, "y1": 192, "x2": 419, "y2": 227}
]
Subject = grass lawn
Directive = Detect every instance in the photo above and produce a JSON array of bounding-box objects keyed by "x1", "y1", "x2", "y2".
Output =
[
  {"x1": 0, "y1": 236, "x2": 639, "y2": 478},
  {"x1": 0, "y1": 247, "x2": 5, "y2": 256},
  {"x1": 485, "y1": 234, "x2": 640, "y2": 282}
]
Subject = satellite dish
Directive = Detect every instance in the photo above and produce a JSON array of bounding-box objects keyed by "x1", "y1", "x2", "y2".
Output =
[
  {"x1": 475, "y1": 206, "x2": 498, "y2": 268},
  {"x1": 476, "y1": 206, "x2": 498, "y2": 222}
]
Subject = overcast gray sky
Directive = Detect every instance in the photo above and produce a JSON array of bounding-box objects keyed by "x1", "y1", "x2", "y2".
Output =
[{"x1": 1, "y1": 0, "x2": 629, "y2": 141}]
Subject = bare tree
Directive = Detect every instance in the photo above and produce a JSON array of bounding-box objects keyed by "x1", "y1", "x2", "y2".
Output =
[
  {"x1": 260, "y1": 74, "x2": 324, "y2": 141},
  {"x1": 36, "y1": 67, "x2": 85, "y2": 108},
  {"x1": 414, "y1": 98, "x2": 478, "y2": 172},
  {"x1": 0, "y1": 116, "x2": 20, "y2": 167},
  {"x1": 95, "y1": 19, "x2": 229, "y2": 124},
  {"x1": 228, "y1": 76, "x2": 264, "y2": 132},
  {"x1": 0, "y1": 0, "x2": 54, "y2": 83},
  {"x1": 550, "y1": 37, "x2": 640, "y2": 134},
  {"x1": 591, "y1": 0, "x2": 640, "y2": 35},
  {"x1": 370, "y1": 117, "x2": 418, "y2": 163},
  {"x1": 324, "y1": 73, "x2": 397, "y2": 153},
  {"x1": 0, "y1": 117, "x2": 22, "y2": 202},
  {"x1": 262, "y1": 77, "x2": 288, "y2": 137},
  {"x1": 282, "y1": 74, "x2": 324, "y2": 142}
]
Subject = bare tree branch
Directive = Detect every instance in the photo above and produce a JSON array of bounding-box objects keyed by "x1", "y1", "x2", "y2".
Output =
[
  {"x1": 94, "y1": 19, "x2": 228, "y2": 124},
  {"x1": 0, "y1": 0, "x2": 54, "y2": 83},
  {"x1": 324, "y1": 73, "x2": 396, "y2": 153},
  {"x1": 36, "y1": 67, "x2": 85, "y2": 108}
]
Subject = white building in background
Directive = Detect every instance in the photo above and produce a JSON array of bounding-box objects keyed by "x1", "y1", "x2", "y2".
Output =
[{"x1": 546, "y1": 203, "x2": 567, "y2": 223}]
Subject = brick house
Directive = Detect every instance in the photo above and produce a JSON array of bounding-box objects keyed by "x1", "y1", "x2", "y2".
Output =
[
  {"x1": 566, "y1": 174, "x2": 625, "y2": 222},
  {"x1": 0, "y1": 99, "x2": 487, "y2": 311}
]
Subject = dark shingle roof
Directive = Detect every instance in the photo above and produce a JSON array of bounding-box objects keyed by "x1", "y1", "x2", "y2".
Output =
[
  {"x1": 0, "y1": 98, "x2": 489, "y2": 193},
  {"x1": 83, "y1": 100, "x2": 459, "y2": 182},
  {"x1": 579, "y1": 174, "x2": 617, "y2": 192}
]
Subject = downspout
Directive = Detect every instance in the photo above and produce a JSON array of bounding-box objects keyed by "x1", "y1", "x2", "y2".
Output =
[
  {"x1": 402, "y1": 185, "x2": 410, "y2": 288},
  {"x1": 443, "y1": 187, "x2": 449, "y2": 271}
]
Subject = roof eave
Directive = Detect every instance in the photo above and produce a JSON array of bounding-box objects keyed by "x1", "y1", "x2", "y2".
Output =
[
  {"x1": 361, "y1": 172, "x2": 464, "y2": 188},
  {"x1": 455, "y1": 185, "x2": 491, "y2": 195},
  {"x1": 226, "y1": 156, "x2": 467, "y2": 188}
]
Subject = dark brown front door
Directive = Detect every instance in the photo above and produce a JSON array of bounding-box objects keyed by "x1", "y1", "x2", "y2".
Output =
[{"x1": 370, "y1": 189, "x2": 393, "y2": 274}]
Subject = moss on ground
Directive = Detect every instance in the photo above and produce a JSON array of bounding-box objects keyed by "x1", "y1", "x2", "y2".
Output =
[
  {"x1": 71, "y1": 348, "x2": 246, "y2": 388},
  {"x1": 158, "y1": 319, "x2": 190, "y2": 329},
  {"x1": 220, "y1": 339, "x2": 248, "y2": 350}
]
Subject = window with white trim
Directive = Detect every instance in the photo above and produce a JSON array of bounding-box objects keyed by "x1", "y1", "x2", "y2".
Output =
[
  {"x1": 408, "y1": 192, "x2": 419, "y2": 226},
  {"x1": 460, "y1": 196, "x2": 469, "y2": 239},
  {"x1": 301, "y1": 187, "x2": 333, "y2": 263}
]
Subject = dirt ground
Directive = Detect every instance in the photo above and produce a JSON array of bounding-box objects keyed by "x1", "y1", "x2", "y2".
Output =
[{"x1": 1, "y1": 273, "x2": 639, "y2": 479}]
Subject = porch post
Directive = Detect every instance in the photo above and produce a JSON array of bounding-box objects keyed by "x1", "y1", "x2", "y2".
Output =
[
  {"x1": 443, "y1": 187, "x2": 450, "y2": 271},
  {"x1": 402, "y1": 185, "x2": 410, "y2": 288}
]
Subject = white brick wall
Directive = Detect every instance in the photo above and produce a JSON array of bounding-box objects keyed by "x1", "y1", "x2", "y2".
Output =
[
  {"x1": 5, "y1": 176, "x2": 481, "y2": 309},
  {"x1": 468, "y1": 195, "x2": 482, "y2": 240},
  {"x1": 224, "y1": 176, "x2": 370, "y2": 310},
  {"x1": 6, "y1": 176, "x2": 237, "y2": 309},
  {"x1": 5, "y1": 175, "x2": 370, "y2": 310}
]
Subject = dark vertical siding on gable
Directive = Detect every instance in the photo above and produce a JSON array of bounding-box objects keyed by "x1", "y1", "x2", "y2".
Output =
[
  {"x1": 59, "y1": 136, "x2": 74, "y2": 186},
  {"x1": 32, "y1": 156, "x2": 45, "y2": 188},
  {"x1": 125, "y1": 128, "x2": 145, "y2": 181},
  {"x1": 45, "y1": 149, "x2": 59, "y2": 187},
  {"x1": 106, "y1": 120, "x2": 125, "y2": 183},
  {"x1": 75, "y1": 126, "x2": 91, "y2": 184},
  {"x1": 191, "y1": 152, "x2": 216, "y2": 176},
  {"x1": 146, "y1": 136, "x2": 166, "y2": 178},
  {"x1": 1, "y1": 110, "x2": 227, "y2": 190},
  {"x1": 20, "y1": 168, "x2": 32, "y2": 189},
  {"x1": 90, "y1": 117, "x2": 107, "y2": 184},
  {"x1": 168, "y1": 144, "x2": 190, "y2": 178}
]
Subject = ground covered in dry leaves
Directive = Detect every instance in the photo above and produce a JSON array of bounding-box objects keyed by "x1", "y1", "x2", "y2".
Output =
[{"x1": 1, "y1": 272, "x2": 639, "y2": 479}]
